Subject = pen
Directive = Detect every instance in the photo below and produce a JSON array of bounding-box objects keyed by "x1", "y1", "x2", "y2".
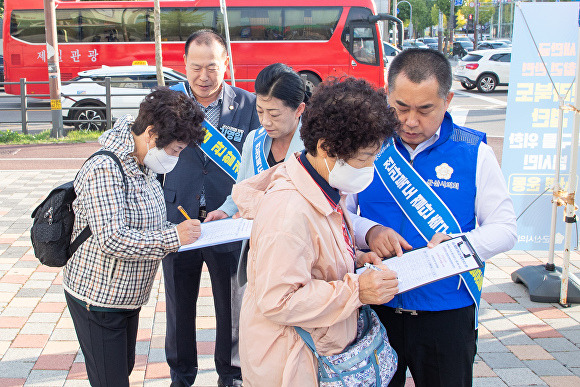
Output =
[
  {"x1": 177, "y1": 206, "x2": 191, "y2": 220},
  {"x1": 364, "y1": 263, "x2": 383, "y2": 271},
  {"x1": 364, "y1": 263, "x2": 402, "y2": 282}
]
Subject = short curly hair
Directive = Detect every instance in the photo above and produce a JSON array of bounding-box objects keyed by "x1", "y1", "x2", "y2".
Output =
[
  {"x1": 132, "y1": 87, "x2": 205, "y2": 148},
  {"x1": 300, "y1": 77, "x2": 398, "y2": 160}
]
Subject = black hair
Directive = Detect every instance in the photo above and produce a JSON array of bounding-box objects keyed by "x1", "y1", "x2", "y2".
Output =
[
  {"x1": 254, "y1": 63, "x2": 308, "y2": 109},
  {"x1": 301, "y1": 77, "x2": 398, "y2": 160},
  {"x1": 388, "y1": 48, "x2": 452, "y2": 98},
  {"x1": 184, "y1": 29, "x2": 228, "y2": 57},
  {"x1": 132, "y1": 87, "x2": 205, "y2": 148}
]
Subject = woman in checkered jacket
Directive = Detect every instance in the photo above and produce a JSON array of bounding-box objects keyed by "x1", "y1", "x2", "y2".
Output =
[{"x1": 63, "y1": 88, "x2": 205, "y2": 387}]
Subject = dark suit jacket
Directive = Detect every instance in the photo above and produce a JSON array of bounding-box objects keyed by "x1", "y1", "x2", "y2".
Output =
[{"x1": 162, "y1": 82, "x2": 260, "y2": 252}]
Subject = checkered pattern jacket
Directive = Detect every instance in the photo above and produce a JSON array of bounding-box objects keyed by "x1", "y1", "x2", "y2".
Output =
[{"x1": 63, "y1": 116, "x2": 180, "y2": 309}]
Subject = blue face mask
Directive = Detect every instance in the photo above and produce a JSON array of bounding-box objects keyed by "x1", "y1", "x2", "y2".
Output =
[{"x1": 325, "y1": 158, "x2": 375, "y2": 194}]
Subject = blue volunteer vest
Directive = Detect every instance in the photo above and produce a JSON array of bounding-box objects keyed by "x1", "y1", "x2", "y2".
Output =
[
  {"x1": 170, "y1": 83, "x2": 242, "y2": 181},
  {"x1": 359, "y1": 113, "x2": 485, "y2": 313}
]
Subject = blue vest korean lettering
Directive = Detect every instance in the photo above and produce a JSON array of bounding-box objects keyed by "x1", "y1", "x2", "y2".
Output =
[{"x1": 359, "y1": 112, "x2": 485, "y2": 312}]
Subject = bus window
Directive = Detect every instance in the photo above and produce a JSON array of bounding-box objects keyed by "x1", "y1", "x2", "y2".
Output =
[
  {"x1": 56, "y1": 10, "x2": 81, "y2": 43},
  {"x1": 161, "y1": 8, "x2": 218, "y2": 41},
  {"x1": 226, "y1": 8, "x2": 283, "y2": 41},
  {"x1": 341, "y1": 6, "x2": 373, "y2": 50},
  {"x1": 10, "y1": 10, "x2": 45, "y2": 43},
  {"x1": 122, "y1": 9, "x2": 149, "y2": 42},
  {"x1": 81, "y1": 9, "x2": 121, "y2": 42},
  {"x1": 222, "y1": 7, "x2": 340, "y2": 41},
  {"x1": 352, "y1": 26, "x2": 377, "y2": 65},
  {"x1": 283, "y1": 8, "x2": 341, "y2": 40}
]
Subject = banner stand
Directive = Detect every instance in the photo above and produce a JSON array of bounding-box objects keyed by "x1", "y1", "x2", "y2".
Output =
[
  {"x1": 510, "y1": 2, "x2": 580, "y2": 305},
  {"x1": 512, "y1": 266, "x2": 580, "y2": 303},
  {"x1": 511, "y1": 97, "x2": 580, "y2": 304}
]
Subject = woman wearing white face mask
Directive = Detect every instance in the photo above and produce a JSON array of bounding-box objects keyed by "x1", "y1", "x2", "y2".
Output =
[
  {"x1": 232, "y1": 77, "x2": 401, "y2": 386},
  {"x1": 63, "y1": 88, "x2": 205, "y2": 387}
]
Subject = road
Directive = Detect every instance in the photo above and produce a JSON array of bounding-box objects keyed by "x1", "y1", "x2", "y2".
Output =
[
  {"x1": 449, "y1": 80, "x2": 508, "y2": 163},
  {"x1": 449, "y1": 81, "x2": 508, "y2": 138},
  {"x1": 0, "y1": 81, "x2": 508, "y2": 169},
  {"x1": 0, "y1": 94, "x2": 53, "y2": 131}
]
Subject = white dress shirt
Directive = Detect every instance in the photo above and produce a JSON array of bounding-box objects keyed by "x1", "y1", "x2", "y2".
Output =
[{"x1": 346, "y1": 129, "x2": 517, "y2": 261}]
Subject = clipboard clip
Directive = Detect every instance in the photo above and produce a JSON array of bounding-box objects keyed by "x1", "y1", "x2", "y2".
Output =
[{"x1": 457, "y1": 241, "x2": 472, "y2": 258}]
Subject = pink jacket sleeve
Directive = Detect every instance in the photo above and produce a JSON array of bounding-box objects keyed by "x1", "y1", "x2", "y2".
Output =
[{"x1": 253, "y1": 229, "x2": 363, "y2": 329}]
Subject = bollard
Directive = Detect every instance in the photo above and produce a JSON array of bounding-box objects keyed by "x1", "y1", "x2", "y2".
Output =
[
  {"x1": 106, "y1": 77, "x2": 112, "y2": 130},
  {"x1": 20, "y1": 78, "x2": 29, "y2": 134}
]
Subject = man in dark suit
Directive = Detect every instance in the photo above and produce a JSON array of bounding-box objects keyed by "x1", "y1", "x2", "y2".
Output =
[{"x1": 162, "y1": 29, "x2": 260, "y2": 387}]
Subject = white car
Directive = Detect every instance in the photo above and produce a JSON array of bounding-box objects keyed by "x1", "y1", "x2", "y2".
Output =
[
  {"x1": 383, "y1": 41, "x2": 401, "y2": 67},
  {"x1": 453, "y1": 48, "x2": 511, "y2": 93},
  {"x1": 402, "y1": 39, "x2": 429, "y2": 50},
  {"x1": 382, "y1": 41, "x2": 401, "y2": 84},
  {"x1": 61, "y1": 65, "x2": 188, "y2": 131}
]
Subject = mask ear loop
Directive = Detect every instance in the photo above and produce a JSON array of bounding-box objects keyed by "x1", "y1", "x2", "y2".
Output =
[{"x1": 324, "y1": 158, "x2": 332, "y2": 175}]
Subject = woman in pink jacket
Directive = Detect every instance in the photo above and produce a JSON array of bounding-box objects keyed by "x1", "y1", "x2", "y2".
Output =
[{"x1": 232, "y1": 77, "x2": 401, "y2": 386}]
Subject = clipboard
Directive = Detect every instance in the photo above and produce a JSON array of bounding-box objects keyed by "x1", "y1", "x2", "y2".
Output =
[
  {"x1": 356, "y1": 236, "x2": 483, "y2": 294},
  {"x1": 178, "y1": 218, "x2": 253, "y2": 252}
]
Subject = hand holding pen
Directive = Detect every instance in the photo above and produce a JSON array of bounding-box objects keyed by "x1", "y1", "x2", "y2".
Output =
[
  {"x1": 175, "y1": 206, "x2": 201, "y2": 245},
  {"x1": 357, "y1": 260, "x2": 399, "y2": 305}
]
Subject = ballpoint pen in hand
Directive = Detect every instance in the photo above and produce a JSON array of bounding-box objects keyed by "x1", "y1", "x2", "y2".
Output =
[
  {"x1": 364, "y1": 263, "x2": 401, "y2": 282},
  {"x1": 364, "y1": 262, "x2": 383, "y2": 271}
]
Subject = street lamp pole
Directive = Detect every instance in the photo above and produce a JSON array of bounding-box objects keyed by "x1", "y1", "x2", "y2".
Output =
[{"x1": 398, "y1": 0, "x2": 413, "y2": 39}]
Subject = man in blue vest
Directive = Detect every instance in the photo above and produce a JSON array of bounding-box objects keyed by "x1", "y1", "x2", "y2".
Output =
[
  {"x1": 162, "y1": 30, "x2": 260, "y2": 387},
  {"x1": 347, "y1": 48, "x2": 517, "y2": 386}
]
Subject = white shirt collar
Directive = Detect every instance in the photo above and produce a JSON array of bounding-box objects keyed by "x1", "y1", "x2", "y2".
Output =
[{"x1": 401, "y1": 127, "x2": 441, "y2": 160}]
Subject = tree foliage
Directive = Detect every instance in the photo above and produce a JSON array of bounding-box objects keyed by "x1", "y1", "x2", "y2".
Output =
[
  {"x1": 435, "y1": 0, "x2": 451, "y2": 16},
  {"x1": 396, "y1": 0, "x2": 436, "y2": 38},
  {"x1": 459, "y1": 0, "x2": 496, "y2": 25},
  {"x1": 430, "y1": 3, "x2": 447, "y2": 30}
]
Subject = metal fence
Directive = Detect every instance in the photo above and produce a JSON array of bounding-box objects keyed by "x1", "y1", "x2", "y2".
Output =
[
  {"x1": 0, "y1": 79, "x2": 52, "y2": 134},
  {"x1": 0, "y1": 77, "x2": 254, "y2": 135},
  {"x1": 0, "y1": 78, "x2": 170, "y2": 134}
]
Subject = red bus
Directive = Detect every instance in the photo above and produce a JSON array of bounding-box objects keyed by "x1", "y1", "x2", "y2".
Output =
[{"x1": 3, "y1": 0, "x2": 401, "y2": 96}]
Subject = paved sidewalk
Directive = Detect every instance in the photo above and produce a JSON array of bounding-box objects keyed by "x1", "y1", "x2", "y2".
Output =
[{"x1": 1, "y1": 169, "x2": 580, "y2": 387}]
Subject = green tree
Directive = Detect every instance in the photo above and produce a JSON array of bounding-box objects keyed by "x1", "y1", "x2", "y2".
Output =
[
  {"x1": 456, "y1": 13, "x2": 467, "y2": 29},
  {"x1": 396, "y1": 0, "x2": 434, "y2": 38},
  {"x1": 459, "y1": 0, "x2": 496, "y2": 26},
  {"x1": 435, "y1": 0, "x2": 451, "y2": 17},
  {"x1": 413, "y1": 0, "x2": 434, "y2": 37},
  {"x1": 431, "y1": 3, "x2": 447, "y2": 28}
]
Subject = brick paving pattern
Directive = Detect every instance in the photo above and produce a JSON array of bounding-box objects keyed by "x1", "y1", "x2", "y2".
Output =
[{"x1": 1, "y1": 169, "x2": 580, "y2": 386}]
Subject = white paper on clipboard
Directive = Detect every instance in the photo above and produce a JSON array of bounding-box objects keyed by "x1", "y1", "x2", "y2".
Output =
[
  {"x1": 356, "y1": 236, "x2": 483, "y2": 294},
  {"x1": 178, "y1": 218, "x2": 253, "y2": 252}
]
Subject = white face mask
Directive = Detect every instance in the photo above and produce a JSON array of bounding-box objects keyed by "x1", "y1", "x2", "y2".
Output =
[
  {"x1": 143, "y1": 143, "x2": 179, "y2": 174},
  {"x1": 325, "y1": 158, "x2": 375, "y2": 194}
]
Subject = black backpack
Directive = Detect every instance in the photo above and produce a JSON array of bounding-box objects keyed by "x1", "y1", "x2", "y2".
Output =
[{"x1": 30, "y1": 150, "x2": 127, "y2": 267}]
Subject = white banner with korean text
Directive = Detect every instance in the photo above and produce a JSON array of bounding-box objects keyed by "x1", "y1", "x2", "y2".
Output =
[{"x1": 502, "y1": 2, "x2": 579, "y2": 250}]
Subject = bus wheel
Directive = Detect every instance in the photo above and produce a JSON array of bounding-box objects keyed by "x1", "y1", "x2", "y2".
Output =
[
  {"x1": 299, "y1": 72, "x2": 321, "y2": 95},
  {"x1": 73, "y1": 106, "x2": 106, "y2": 131}
]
